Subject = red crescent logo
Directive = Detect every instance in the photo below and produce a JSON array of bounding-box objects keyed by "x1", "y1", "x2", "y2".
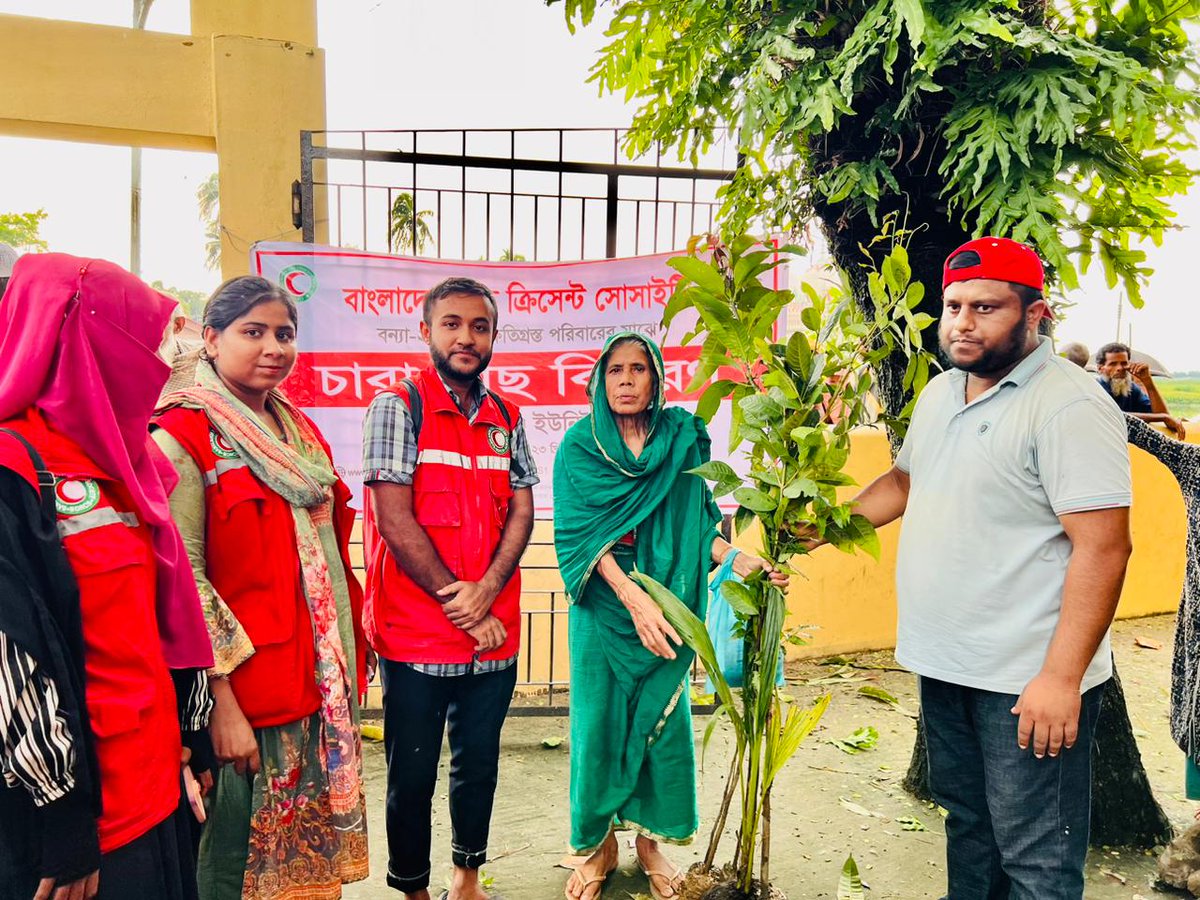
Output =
[{"x1": 284, "y1": 271, "x2": 305, "y2": 295}]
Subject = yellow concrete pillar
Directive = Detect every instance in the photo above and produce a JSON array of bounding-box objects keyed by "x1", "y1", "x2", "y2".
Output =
[
  {"x1": 191, "y1": 0, "x2": 318, "y2": 47},
  {"x1": 0, "y1": 3, "x2": 326, "y2": 279},
  {"x1": 209, "y1": 34, "x2": 327, "y2": 277}
]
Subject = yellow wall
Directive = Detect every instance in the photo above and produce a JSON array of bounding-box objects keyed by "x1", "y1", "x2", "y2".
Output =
[
  {"x1": 733, "y1": 426, "x2": 1189, "y2": 659},
  {"x1": 0, "y1": 0, "x2": 326, "y2": 277}
]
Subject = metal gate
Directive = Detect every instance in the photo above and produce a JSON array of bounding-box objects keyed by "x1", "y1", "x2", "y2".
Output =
[
  {"x1": 295, "y1": 129, "x2": 737, "y2": 715},
  {"x1": 294, "y1": 128, "x2": 739, "y2": 260}
]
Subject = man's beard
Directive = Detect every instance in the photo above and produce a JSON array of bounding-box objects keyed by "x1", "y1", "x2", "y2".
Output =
[
  {"x1": 430, "y1": 344, "x2": 491, "y2": 383},
  {"x1": 1108, "y1": 374, "x2": 1133, "y2": 398},
  {"x1": 939, "y1": 317, "x2": 1030, "y2": 375}
]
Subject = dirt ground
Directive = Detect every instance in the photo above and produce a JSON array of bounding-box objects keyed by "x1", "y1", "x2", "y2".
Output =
[{"x1": 343, "y1": 614, "x2": 1191, "y2": 899}]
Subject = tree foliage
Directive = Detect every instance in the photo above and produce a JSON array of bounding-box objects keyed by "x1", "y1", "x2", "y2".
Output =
[
  {"x1": 388, "y1": 192, "x2": 435, "y2": 256},
  {"x1": 150, "y1": 280, "x2": 207, "y2": 321},
  {"x1": 551, "y1": 0, "x2": 1200, "y2": 309},
  {"x1": 0, "y1": 209, "x2": 49, "y2": 252},
  {"x1": 197, "y1": 173, "x2": 221, "y2": 272}
]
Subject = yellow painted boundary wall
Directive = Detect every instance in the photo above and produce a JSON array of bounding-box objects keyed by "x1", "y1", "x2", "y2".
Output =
[
  {"x1": 732, "y1": 426, "x2": 1189, "y2": 659},
  {"x1": 352, "y1": 425, "x2": 1188, "y2": 707}
]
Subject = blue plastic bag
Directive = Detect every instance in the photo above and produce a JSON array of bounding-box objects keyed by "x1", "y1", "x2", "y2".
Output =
[{"x1": 704, "y1": 549, "x2": 786, "y2": 693}]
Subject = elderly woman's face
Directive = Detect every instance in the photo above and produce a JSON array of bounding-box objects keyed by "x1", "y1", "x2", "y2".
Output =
[{"x1": 604, "y1": 341, "x2": 654, "y2": 417}]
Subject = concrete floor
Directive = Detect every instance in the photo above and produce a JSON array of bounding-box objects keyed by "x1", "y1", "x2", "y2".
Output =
[{"x1": 342, "y1": 614, "x2": 1190, "y2": 899}]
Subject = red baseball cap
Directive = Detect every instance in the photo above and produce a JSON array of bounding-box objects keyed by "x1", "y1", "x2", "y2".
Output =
[{"x1": 943, "y1": 237, "x2": 1052, "y2": 319}]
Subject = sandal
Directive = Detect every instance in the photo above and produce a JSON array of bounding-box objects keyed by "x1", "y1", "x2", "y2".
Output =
[
  {"x1": 564, "y1": 862, "x2": 616, "y2": 900},
  {"x1": 638, "y1": 860, "x2": 684, "y2": 900}
]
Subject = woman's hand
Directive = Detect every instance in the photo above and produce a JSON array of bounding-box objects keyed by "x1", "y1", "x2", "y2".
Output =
[
  {"x1": 616, "y1": 580, "x2": 682, "y2": 660},
  {"x1": 365, "y1": 647, "x2": 379, "y2": 684},
  {"x1": 731, "y1": 552, "x2": 790, "y2": 590},
  {"x1": 209, "y1": 677, "x2": 261, "y2": 776}
]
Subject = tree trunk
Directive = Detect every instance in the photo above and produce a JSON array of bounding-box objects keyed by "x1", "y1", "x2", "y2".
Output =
[
  {"x1": 898, "y1": 665, "x2": 1171, "y2": 849},
  {"x1": 901, "y1": 709, "x2": 932, "y2": 802},
  {"x1": 1089, "y1": 664, "x2": 1173, "y2": 848}
]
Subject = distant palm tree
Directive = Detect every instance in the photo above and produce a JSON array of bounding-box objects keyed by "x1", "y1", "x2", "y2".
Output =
[
  {"x1": 499, "y1": 248, "x2": 526, "y2": 261},
  {"x1": 197, "y1": 173, "x2": 221, "y2": 271},
  {"x1": 388, "y1": 192, "x2": 434, "y2": 255}
]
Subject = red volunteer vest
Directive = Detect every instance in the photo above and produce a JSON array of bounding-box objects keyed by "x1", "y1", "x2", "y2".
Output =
[
  {"x1": 364, "y1": 368, "x2": 522, "y2": 663},
  {"x1": 1, "y1": 411, "x2": 181, "y2": 853},
  {"x1": 153, "y1": 407, "x2": 367, "y2": 728}
]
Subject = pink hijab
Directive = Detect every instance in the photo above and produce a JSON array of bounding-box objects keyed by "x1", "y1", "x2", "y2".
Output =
[{"x1": 0, "y1": 254, "x2": 213, "y2": 670}]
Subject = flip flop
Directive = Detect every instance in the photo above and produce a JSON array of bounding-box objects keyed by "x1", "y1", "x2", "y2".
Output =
[
  {"x1": 439, "y1": 893, "x2": 508, "y2": 900},
  {"x1": 564, "y1": 862, "x2": 617, "y2": 900},
  {"x1": 638, "y1": 860, "x2": 684, "y2": 900}
]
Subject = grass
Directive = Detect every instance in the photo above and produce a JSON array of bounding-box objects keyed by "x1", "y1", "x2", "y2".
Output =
[{"x1": 1157, "y1": 378, "x2": 1200, "y2": 419}]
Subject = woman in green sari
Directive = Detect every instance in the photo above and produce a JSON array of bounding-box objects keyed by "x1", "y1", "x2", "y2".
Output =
[{"x1": 554, "y1": 333, "x2": 787, "y2": 900}]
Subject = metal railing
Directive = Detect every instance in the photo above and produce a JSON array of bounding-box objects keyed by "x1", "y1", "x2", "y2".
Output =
[{"x1": 295, "y1": 128, "x2": 740, "y2": 261}]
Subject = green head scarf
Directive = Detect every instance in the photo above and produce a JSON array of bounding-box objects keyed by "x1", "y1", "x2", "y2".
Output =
[{"x1": 553, "y1": 331, "x2": 722, "y2": 613}]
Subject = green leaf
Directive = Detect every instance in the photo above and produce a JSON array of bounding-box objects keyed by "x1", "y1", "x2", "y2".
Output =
[
  {"x1": 786, "y1": 330, "x2": 813, "y2": 375},
  {"x1": 720, "y1": 579, "x2": 760, "y2": 616},
  {"x1": 739, "y1": 393, "x2": 785, "y2": 427},
  {"x1": 897, "y1": 815, "x2": 928, "y2": 832},
  {"x1": 631, "y1": 570, "x2": 742, "y2": 734},
  {"x1": 783, "y1": 476, "x2": 820, "y2": 499},
  {"x1": 894, "y1": 0, "x2": 926, "y2": 48},
  {"x1": 733, "y1": 249, "x2": 773, "y2": 286},
  {"x1": 800, "y1": 306, "x2": 821, "y2": 331},
  {"x1": 687, "y1": 460, "x2": 738, "y2": 483},
  {"x1": 733, "y1": 487, "x2": 776, "y2": 513},
  {"x1": 838, "y1": 855, "x2": 865, "y2": 900},
  {"x1": 666, "y1": 255, "x2": 728, "y2": 299},
  {"x1": 829, "y1": 725, "x2": 879, "y2": 754},
  {"x1": 858, "y1": 684, "x2": 920, "y2": 717},
  {"x1": 857, "y1": 684, "x2": 899, "y2": 705},
  {"x1": 733, "y1": 504, "x2": 755, "y2": 537},
  {"x1": 540, "y1": 736, "x2": 565, "y2": 749}
]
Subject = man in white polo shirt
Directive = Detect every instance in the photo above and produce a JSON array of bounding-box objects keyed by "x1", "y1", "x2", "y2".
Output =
[{"x1": 839, "y1": 237, "x2": 1133, "y2": 898}]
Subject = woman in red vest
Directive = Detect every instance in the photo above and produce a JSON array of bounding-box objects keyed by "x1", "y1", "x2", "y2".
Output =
[
  {"x1": 153, "y1": 276, "x2": 369, "y2": 900},
  {"x1": 0, "y1": 254, "x2": 214, "y2": 900}
]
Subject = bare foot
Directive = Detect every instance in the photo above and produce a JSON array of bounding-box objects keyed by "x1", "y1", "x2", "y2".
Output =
[
  {"x1": 447, "y1": 866, "x2": 490, "y2": 900},
  {"x1": 635, "y1": 835, "x2": 683, "y2": 899},
  {"x1": 565, "y1": 833, "x2": 618, "y2": 900}
]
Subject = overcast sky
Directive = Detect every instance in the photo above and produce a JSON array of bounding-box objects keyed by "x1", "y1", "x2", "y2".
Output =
[{"x1": 0, "y1": 0, "x2": 1197, "y2": 369}]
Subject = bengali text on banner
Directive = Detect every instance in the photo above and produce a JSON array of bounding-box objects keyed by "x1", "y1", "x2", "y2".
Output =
[{"x1": 251, "y1": 243, "x2": 785, "y2": 516}]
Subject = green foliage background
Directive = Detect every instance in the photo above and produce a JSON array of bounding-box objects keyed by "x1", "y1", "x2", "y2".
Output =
[{"x1": 553, "y1": 0, "x2": 1200, "y2": 311}]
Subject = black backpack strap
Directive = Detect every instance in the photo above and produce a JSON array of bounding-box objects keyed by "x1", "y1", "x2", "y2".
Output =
[
  {"x1": 485, "y1": 389, "x2": 514, "y2": 429},
  {"x1": 0, "y1": 427, "x2": 56, "y2": 522},
  {"x1": 398, "y1": 378, "x2": 423, "y2": 437}
]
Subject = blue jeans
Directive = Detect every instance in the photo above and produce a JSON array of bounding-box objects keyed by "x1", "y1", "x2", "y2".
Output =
[{"x1": 920, "y1": 677, "x2": 1105, "y2": 900}]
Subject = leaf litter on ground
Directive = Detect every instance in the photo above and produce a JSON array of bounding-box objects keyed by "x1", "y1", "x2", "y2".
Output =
[
  {"x1": 857, "y1": 684, "x2": 919, "y2": 718},
  {"x1": 830, "y1": 725, "x2": 879, "y2": 754},
  {"x1": 804, "y1": 664, "x2": 870, "y2": 685}
]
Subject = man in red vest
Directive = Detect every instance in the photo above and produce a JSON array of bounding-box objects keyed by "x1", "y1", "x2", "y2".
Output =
[{"x1": 362, "y1": 277, "x2": 537, "y2": 900}]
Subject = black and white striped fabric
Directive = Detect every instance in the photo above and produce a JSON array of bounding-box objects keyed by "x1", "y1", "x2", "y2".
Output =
[
  {"x1": 179, "y1": 669, "x2": 213, "y2": 733},
  {"x1": 0, "y1": 630, "x2": 75, "y2": 805}
]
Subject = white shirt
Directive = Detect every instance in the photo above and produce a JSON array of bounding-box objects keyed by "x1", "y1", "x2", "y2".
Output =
[{"x1": 893, "y1": 337, "x2": 1131, "y2": 694}]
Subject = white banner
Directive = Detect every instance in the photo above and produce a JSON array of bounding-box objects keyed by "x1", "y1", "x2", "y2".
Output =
[{"x1": 251, "y1": 243, "x2": 785, "y2": 516}]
